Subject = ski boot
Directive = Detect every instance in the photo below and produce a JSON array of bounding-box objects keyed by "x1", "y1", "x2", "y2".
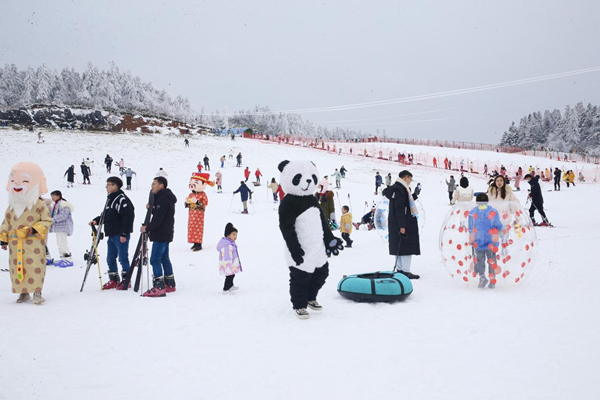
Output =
[
  {"x1": 478, "y1": 276, "x2": 489, "y2": 289},
  {"x1": 241, "y1": 210, "x2": 248, "y2": 214},
  {"x1": 16, "y1": 293, "x2": 31, "y2": 303},
  {"x1": 102, "y1": 272, "x2": 120, "y2": 290},
  {"x1": 143, "y1": 277, "x2": 166, "y2": 297},
  {"x1": 116, "y1": 272, "x2": 132, "y2": 290},
  {"x1": 165, "y1": 275, "x2": 176, "y2": 293},
  {"x1": 307, "y1": 300, "x2": 322, "y2": 311},
  {"x1": 294, "y1": 308, "x2": 309, "y2": 320},
  {"x1": 32, "y1": 292, "x2": 45, "y2": 305}
]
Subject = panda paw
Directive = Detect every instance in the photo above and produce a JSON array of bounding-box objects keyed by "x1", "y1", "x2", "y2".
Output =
[
  {"x1": 291, "y1": 249, "x2": 305, "y2": 266},
  {"x1": 325, "y1": 238, "x2": 344, "y2": 256}
]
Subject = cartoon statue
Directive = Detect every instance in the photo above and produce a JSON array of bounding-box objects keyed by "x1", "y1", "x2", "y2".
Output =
[
  {"x1": 186, "y1": 172, "x2": 214, "y2": 252},
  {"x1": 0, "y1": 162, "x2": 54, "y2": 304}
]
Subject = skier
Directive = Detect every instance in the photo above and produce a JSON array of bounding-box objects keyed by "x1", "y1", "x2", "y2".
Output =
[
  {"x1": 104, "y1": 154, "x2": 113, "y2": 173},
  {"x1": 445, "y1": 175, "x2": 456, "y2": 204},
  {"x1": 184, "y1": 138, "x2": 189, "y2": 147},
  {"x1": 215, "y1": 171, "x2": 223, "y2": 193},
  {"x1": 89, "y1": 177, "x2": 135, "y2": 290},
  {"x1": 203, "y1": 155, "x2": 210, "y2": 171},
  {"x1": 450, "y1": 177, "x2": 474, "y2": 205},
  {"x1": 48, "y1": 190, "x2": 74, "y2": 267},
  {"x1": 120, "y1": 168, "x2": 137, "y2": 190},
  {"x1": 484, "y1": 164, "x2": 488, "y2": 176},
  {"x1": 332, "y1": 169, "x2": 342, "y2": 189},
  {"x1": 352, "y1": 204, "x2": 376, "y2": 231},
  {"x1": 340, "y1": 165, "x2": 347, "y2": 178},
  {"x1": 155, "y1": 168, "x2": 168, "y2": 179},
  {"x1": 553, "y1": 167, "x2": 562, "y2": 191},
  {"x1": 268, "y1": 178, "x2": 280, "y2": 202},
  {"x1": 118, "y1": 158, "x2": 125, "y2": 173},
  {"x1": 433, "y1": 157, "x2": 437, "y2": 168},
  {"x1": 255, "y1": 167, "x2": 262, "y2": 184},
  {"x1": 80, "y1": 162, "x2": 91, "y2": 185},
  {"x1": 64, "y1": 165, "x2": 76, "y2": 188},
  {"x1": 524, "y1": 174, "x2": 550, "y2": 226},
  {"x1": 244, "y1": 167, "x2": 251, "y2": 182},
  {"x1": 37, "y1": 132, "x2": 45, "y2": 143},
  {"x1": 84, "y1": 158, "x2": 93, "y2": 175},
  {"x1": 375, "y1": 172, "x2": 383, "y2": 195},
  {"x1": 385, "y1": 173, "x2": 392, "y2": 187},
  {"x1": 217, "y1": 223, "x2": 242, "y2": 293},
  {"x1": 236, "y1": 152, "x2": 242, "y2": 167},
  {"x1": 142, "y1": 176, "x2": 178, "y2": 297},
  {"x1": 233, "y1": 181, "x2": 253, "y2": 214}
]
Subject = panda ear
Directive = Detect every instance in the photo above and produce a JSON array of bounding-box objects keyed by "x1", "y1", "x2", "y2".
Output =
[{"x1": 278, "y1": 160, "x2": 290, "y2": 172}]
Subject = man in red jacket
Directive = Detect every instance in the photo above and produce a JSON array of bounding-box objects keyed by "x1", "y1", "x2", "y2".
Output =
[{"x1": 244, "y1": 167, "x2": 250, "y2": 182}]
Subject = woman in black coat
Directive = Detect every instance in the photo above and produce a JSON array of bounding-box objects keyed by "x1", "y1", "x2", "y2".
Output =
[{"x1": 382, "y1": 170, "x2": 421, "y2": 279}]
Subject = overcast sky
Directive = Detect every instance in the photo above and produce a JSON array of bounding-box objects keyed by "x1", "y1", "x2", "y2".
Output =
[{"x1": 2, "y1": 0, "x2": 600, "y2": 143}]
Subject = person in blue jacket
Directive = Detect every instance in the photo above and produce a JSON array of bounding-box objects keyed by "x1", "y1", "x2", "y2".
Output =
[
  {"x1": 468, "y1": 193, "x2": 504, "y2": 289},
  {"x1": 233, "y1": 181, "x2": 253, "y2": 214},
  {"x1": 375, "y1": 172, "x2": 383, "y2": 194}
]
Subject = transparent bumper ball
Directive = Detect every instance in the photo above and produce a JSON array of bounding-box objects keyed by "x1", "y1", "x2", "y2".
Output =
[
  {"x1": 374, "y1": 199, "x2": 426, "y2": 241},
  {"x1": 439, "y1": 201, "x2": 537, "y2": 288}
]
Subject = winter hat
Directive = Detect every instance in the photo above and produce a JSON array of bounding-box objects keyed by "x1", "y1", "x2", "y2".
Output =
[
  {"x1": 190, "y1": 172, "x2": 215, "y2": 186},
  {"x1": 224, "y1": 222, "x2": 238, "y2": 237},
  {"x1": 460, "y1": 177, "x2": 469, "y2": 188}
]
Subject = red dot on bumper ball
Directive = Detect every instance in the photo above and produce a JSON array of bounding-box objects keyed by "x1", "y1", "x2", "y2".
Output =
[
  {"x1": 458, "y1": 261, "x2": 464, "y2": 266},
  {"x1": 452, "y1": 224, "x2": 456, "y2": 229},
  {"x1": 515, "y1": 278, "x2": 520, "y2": 283},
  {"x1": 457, "y1": 244, "x2": 462, "y2": 250},
  {"x1": 509, "y1": 239, "x2": 514, "y2": 245},
  {"x1": 449, "y1": 239, "x2": 453, "y2": 244},
  {"x1": 521, "y1": 228, "x2": 526, "y2": 233},
  {"x1": 491, "y1": 279, "x2": 497, "y2": 284},
  {"x1": 463, "y1": 277, "x2": 468, "y2": 282},
  {"x1": 472, "y1": 272, "x2": 477, "y2": 278},
  {"x1": 526, "y1": 245, "x2": 530, "y2": 251},
  {"x1": 503, "y1": 214, "x2": 508, "y2": 220},
  {"x1": 458, "y1": 227, "x2": 464, "y2": 233},
  {"x1": 463, "y1": 211, "x2": 469, "y2": 217},
  {"x1": 456, "y1": 269, "x2": 461, "y2": 274},
  {"x1": 493, "y1": 246, "x2": 498, "y2": 253},
  {"x1": 521, "y1": 262, "x2": 526, "y2": 268}
]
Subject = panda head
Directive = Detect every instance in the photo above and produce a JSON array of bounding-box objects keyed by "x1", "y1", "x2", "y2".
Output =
[{"x1": 278, "y1": 160, "x2": 319, "y2": 197}]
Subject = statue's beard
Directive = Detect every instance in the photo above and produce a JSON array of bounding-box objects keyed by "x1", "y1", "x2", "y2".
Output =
[{"x1": 8, "y1": 183, "x2": 40, "y2": 219}]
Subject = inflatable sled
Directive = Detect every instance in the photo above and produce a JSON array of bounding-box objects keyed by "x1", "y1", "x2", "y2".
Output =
[
  {"x1": 252, "y1": 182, "x2": 261, "y2": 186},
  {"x1": 337, "y1": 271, "x2": 413, "y2": 302}
]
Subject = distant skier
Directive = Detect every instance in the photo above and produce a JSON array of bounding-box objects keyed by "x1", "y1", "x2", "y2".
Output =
[
  {"x1": 268, "y1": 178, "x2": 279, "y2": 202},
  {"x1": 120, "y1": 168, "x2": 136, "y2": 190},
  {"x1": 37, "y1": 132, "x2": 45, "y2": 143},
  {"x1": 184, "y1": 138, "x2": 189, "y2": 148},
  {"x1": 444, "y1": 157, "x2": 448, "y2": 169},
  {"x1": 84, "y1": 158, "x2": 93, "y2": 175},
  {"x1": 255, "y1": 167, "x2": 262, "y2": 183},
  {"x1": 524, "y1": 174, "x2": 551, "y2": 226},
  {"x1": 203, "y1": 155, "x2": 210, "y2": 171},
  {"x1": 220, "y1": 155, "x2": 226, "y2": 168},
  {"x1": 332, "y1": 169, "x2": 342, "y2": 189},
  {"x1": 105, "y1": 154, "x2": 113, "y2": 173},
  {"x1": 233, "y1": 181, "x2": 253, "y2": 214},
  {"x1": 80, "y1": 161, "x2": 91, "y2": 185},
  {"x1": 340, "y1": 166, "x2": 347, "y2": 178},
  {"x1": 445, "y1": 175, "x2": 456, "y2": 204},
  {"x1": 118, "y1": 158, "x2": 125, "y2": 173},
  {"x1": 244, "y1": 167, "x2": 251, "y2": 182},
  {"x1": 385, "y1": 173, "x2": 392, "y2": 187},
  {"x1": 64, "y1": 165, "x2": 76, "y2": 188},
  {"x1": 374, "y1": 172, "x2": 383, "y2": 195},
  {"x1": 215, "y1": 171, "x2": 223, "y2": 193},
  {"x1": 236, "y1": 152, "x2": 242, "y2": 167},
  {"x1": 514, "y1": 167, "x2": 523, "y2": 191},
  {"x1": 433, "y1": 157, "x2": 437, "y2": 168},
  {"x1": 553, "y1": 167, "x2": 562, "y2": 191}
]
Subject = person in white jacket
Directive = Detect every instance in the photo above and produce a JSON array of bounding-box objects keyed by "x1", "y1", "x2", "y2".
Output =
[{"x1": 451, "y1": 177, "x2": 474, "y2": 205}]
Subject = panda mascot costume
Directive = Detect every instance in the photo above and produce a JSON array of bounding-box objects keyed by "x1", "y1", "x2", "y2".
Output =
[{"x1": 278, "y1": 160, "x2": 344, "y2": 319}]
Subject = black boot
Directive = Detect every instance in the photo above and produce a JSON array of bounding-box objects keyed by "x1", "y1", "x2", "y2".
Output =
[
  {"x1": 399, "y1": 270, "x2": 420, "y2": 280},
  {"x1": 165, "y1": 275, "x2": 176, "y2": 293},
  {"x1": 192, "y1": 243, "x2": 202, "y2": 252}
]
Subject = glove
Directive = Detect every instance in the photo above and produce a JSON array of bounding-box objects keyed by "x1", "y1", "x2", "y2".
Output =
[
  {"x1": 345, "y1": 223, "x2": 351, "y2": 231},
  {"x1": 413, "y1": 183, "x2": 422, "y2": 198},
  {"x1": 291, "y1": 248, "x2": 305, "y2": 266},
  {"x1": 325, "y1": 238, "x2": 344, "y2": 256}
]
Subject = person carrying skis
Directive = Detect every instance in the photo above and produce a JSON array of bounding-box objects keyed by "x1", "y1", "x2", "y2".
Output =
[
  {"x1": 120, "y1": 168, "x2": 136, "y2": 190},
  {"x1": 332, "y1": 169, "x2": 342, "y2": 189},
  {"x1": 553, "y1": 167, "x2": 562, "y2": 191},
  {"x1": 142, "y1": 176, "x2": 178, "y2": 297},
  {"x1": 244, "y1": 167, "x2": 251, "y2": 182},
  {"x1": 524, "y1": 174, "x2": 550, "y2": 226},
  {"x1": 49, "y1": 190, "x2": 74, "y2": 267},
  {"x1": 89, "y1": 177, "x2": 135, "y2": 290},
  {"x1": 203, "y1": 155, "x2": 210, "y2": 171},
  {"x1": 445, "y1": 175, "x2": 456, "y2": 204},
  {"x1": 64, "y1": 165, "x2": 76, "y2": 188},
  {"x1": 80, "y1": 161, "x2": 91, "y2": 185},
  {"x1": 217, "y1": 223, "x2": 242, "y2": 293},
  {"x1": 233, "y1": 181, "x2": 253, "y2": 214},
  {"x1": 105, "y1": 155, "x2": 113, "y2": 173},
  {"x1": 468, "y1": 193, "x2": 503, "y2": 289},
  {"x1": 375, "y1": 172, "x2": 383, "y2": 194},
  {"x1": 255, "y1": 167, "x2": 263, "y2": 183}
]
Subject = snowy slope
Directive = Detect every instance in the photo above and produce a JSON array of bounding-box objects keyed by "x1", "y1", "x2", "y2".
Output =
[{"x1": 0, "y1": 129, "x2": 599, "y2": 400}]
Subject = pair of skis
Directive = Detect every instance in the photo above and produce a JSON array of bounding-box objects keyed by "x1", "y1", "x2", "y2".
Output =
[{"x1": 80, "y1": 191, "x2": 154, "y2": 293}]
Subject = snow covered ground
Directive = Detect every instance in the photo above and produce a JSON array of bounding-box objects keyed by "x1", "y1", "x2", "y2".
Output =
[{"x1": 0, "y1": 129, "x2": 599, "y2": 400}]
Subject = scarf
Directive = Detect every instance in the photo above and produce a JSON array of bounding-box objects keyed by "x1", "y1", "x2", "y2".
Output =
[{"x1": 397, "y1": 178, "x2": 418, "y2": 217}]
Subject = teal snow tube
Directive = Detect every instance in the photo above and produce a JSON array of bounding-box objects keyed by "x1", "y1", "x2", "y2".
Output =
[{"x1": 337, "y1": 271, "x2": 413, "y2": 302}]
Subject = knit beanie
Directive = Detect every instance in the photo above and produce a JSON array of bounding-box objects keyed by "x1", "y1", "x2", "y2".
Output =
[{"x1": 224, "y1": 222, "x2": 238, "y2": 237}]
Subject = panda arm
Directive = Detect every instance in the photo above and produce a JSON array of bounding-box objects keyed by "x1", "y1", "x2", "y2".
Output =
[{"x1": 278, "y1": 200, "x2": 304, "y2": 263}]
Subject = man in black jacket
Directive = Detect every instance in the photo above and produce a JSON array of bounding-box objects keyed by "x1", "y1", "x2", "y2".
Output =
[
  {"x1": 89, "y1": 176, "x2": 135, "y2": 290},
  {"x1": 525, "y1": 174, "x2": 551, "y2": 226},
  {"x1": 141, "y1": 176, "x2": 177, "y2": 297},
  {"x1": 553, "y1": 167, "x2": 561, "y2": 191},
  {"x1": 382, "y1": 170, "x2": 422, "y2": 279}
]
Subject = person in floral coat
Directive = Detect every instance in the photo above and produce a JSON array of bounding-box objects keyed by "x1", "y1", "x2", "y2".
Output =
[
  {"x1": 186, "y1": 172, "x2": 214, "y2": 252},
  {"x1": 217, "y1": 222, "x2": 242, "y2": 292}
]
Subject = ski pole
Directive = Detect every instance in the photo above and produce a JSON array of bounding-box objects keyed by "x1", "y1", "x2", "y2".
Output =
[
  {"x1": 92, "y1": 228, "x2": 104, "y2": 290},
  {"x1": 228, "y1": 194, "x2": 235, "y2": 213},
  {"x1": 335, "y1": 191, "x2": 343, "y2": 211},
  {"x1": 348, "y1": 193, "x2": 353, "y2": 213}
]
